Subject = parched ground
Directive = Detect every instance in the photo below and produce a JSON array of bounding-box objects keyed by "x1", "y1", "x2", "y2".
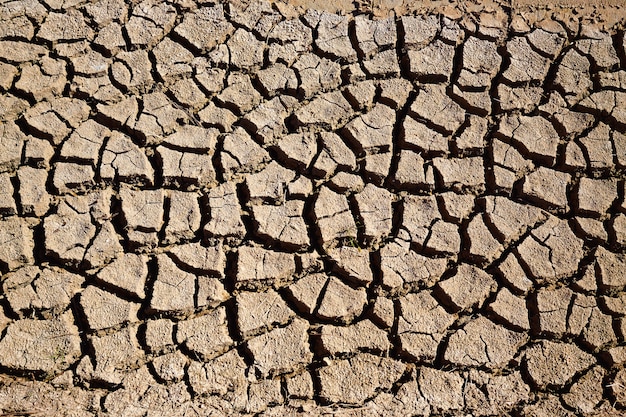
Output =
[{"x1": 1, "y1": 0, "x2": 626, "y2": 415}]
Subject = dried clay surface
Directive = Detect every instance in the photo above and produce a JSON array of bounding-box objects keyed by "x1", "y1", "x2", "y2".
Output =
[{"x1": 0, "y1": 0, "x2": 626, "y2": 415}]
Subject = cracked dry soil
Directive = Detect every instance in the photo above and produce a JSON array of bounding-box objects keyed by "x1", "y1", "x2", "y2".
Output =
[{"x1": 1, "y1": 0, "x2": 626, "y2": 415}]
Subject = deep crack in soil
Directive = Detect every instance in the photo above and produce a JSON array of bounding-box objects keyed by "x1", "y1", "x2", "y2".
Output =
[{"x1": 0, "y1": 0, "x2": 625, "y2": 415}]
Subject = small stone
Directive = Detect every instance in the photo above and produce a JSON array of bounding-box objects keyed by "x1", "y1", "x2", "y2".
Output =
[
  {"x1": 176, "y1": 307, "x2": 232, "y2": 360},
  {"x1": 247, "y1": 318, "x2": 311, "y2": 378}
]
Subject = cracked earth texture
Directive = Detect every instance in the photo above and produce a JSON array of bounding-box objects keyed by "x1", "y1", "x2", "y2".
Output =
[{"x1": 0, "y1": 0, "x2": 626, "y2": 415}]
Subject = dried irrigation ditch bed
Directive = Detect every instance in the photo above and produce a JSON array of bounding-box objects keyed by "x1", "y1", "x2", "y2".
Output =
[{"x1": 0, "y1": 0, "x2": 626, "y2": 415}]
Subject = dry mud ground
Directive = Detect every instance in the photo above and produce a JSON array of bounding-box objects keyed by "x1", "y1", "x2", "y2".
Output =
[{"x1": 1, "y1": 0, "x2": 626, "y2": 415}]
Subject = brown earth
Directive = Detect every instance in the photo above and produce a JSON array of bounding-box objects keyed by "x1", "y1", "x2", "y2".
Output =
[{"x1": 0, "y1": 0, "x2": 626, "y2": 415}]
